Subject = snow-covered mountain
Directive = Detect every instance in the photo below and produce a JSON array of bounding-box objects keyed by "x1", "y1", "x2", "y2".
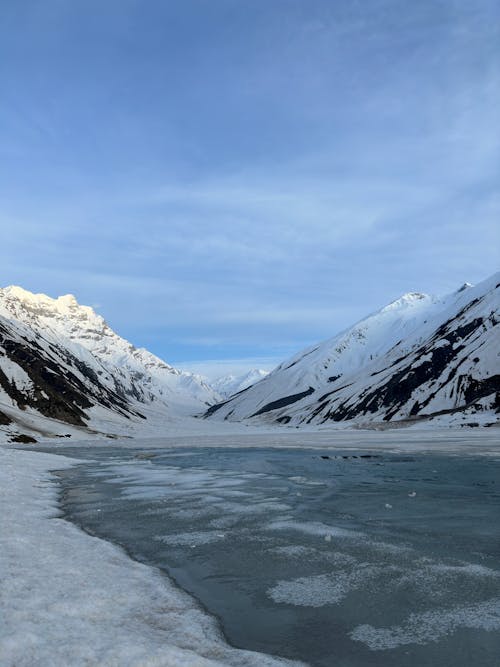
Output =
[
  {"x1": 206, "y1": 273, "x2": 500, "y2": 428},
  {"x1": 0, "y1": 286, "x2": 219, "y2": 440},
  {"x1": 210, "y1": 369, "x2": 270, "y2": 399}
]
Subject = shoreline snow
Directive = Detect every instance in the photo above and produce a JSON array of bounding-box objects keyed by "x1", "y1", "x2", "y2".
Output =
[
  {"x1": 0, "y1": 446, "x2": 302, "y2": 667},
  {"x1": 22, "y1": 425, "x2": 500, "y2": 456}
]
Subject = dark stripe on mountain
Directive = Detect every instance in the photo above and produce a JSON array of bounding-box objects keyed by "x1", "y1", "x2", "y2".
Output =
[{"x1": 250, "y1": 387, "x2": 315, "y2": 417}]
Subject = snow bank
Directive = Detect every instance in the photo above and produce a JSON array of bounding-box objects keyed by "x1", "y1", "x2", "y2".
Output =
[{"x1": 0, "y1": 447, "x2": 302, "y2": 667}]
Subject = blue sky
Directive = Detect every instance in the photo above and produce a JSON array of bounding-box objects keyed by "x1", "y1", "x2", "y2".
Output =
[{"x1": 1, "y1": 0, "x2": 499, "y2": 378}]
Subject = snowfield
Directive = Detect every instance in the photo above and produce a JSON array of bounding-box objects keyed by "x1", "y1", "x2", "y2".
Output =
[
  {"x1": 211, "y1": 369, "x2": 270, "y2": 399},
  {"x1": 0, "y1": 445, "x2": 302, "y2": 667}
]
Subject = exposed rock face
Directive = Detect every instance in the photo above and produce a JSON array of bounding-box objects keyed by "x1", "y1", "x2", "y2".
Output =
[
  {"x1": 205, "y1": 273, "x2": 500, "y2": 427},
  {"x1": 0, "y1": 317, "x2": 138, "y2": 427}
]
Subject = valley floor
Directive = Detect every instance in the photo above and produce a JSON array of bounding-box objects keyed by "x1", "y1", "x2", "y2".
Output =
[{"x1": 1, "y1": 428, "x2": 499, "y2": 666}]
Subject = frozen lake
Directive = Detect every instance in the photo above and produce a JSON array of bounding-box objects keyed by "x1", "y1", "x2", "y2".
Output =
[{"x1": 55, "y1": 443, "x2": 500, "y2": 666}]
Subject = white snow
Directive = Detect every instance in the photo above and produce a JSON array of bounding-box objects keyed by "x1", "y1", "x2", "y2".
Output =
[
  {"x1": 0, "y1": 446, "x2": 302, "y2": 667},
  {"x1": 206, "y1": 272, "x2": 499, "y2": 426},
  {"x1": 0, "y1": 285, "x2": 221, "y2": 435},
  {"x1": 1, "y1": 362, "x2": 33, "y2": 394},
  {"x1": 211, "y1": 369, "x2": 270, "y2": 399}
]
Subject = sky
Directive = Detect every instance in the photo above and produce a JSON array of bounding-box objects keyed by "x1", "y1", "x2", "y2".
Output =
[{"x1": 1, "y1": 0, "x2": 499, "y2": 379}]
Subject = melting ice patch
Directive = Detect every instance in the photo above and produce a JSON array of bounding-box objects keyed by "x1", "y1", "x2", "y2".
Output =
[
  {"x1": 268, "y1": 566, "x2": 379, "y2": 607},
  {"x1": 392, "y1": 560, "x2": 500, "y2": 599},
  {"x1": 429, "y1": 562, "x2": 500, "y2": 578},
  {"x1": 161, "y1": 505, "x2": 220, "y2": 521},
  {"x1": 155, "y1": 531, "x2": 226, "y2": 547},
  {"x1": 101, "y1": 462, "x2": 254, "y2": 501},
  {"x1": 269, "y1": 545, "x2": 321, "y2": 559},
  {"x1": 350, "y1": 598, "x2": 500, "y2": 649},
  {"x1": 265, "y1": 519, "x2": 413, "y2": 559},
  {"x1": 266, "y1": 520, "x2": 363, "y2": 540},
  {"x1": 287, "y1": 476, "x2": 325, "y2": 487},
  {"x1": 213, "y1": 501, "x2": 292, "y2": 516}
]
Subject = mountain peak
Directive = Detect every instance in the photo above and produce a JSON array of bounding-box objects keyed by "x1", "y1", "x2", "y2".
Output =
[
  {"x1": 401, "y1": 291, "x2": 427, "y2": 300},
  {"x1": 3, "y1": 285, "x2": 43, "y2": 301},
  {"x1": 379, "y1": 291, "x2": 432, "y2": 314},
  {"x1": 56, "y1": 293, "x2": 79, "y2": 307},
  {"x1": 4, "y1": 285, "x2": 79, "y2": 307},
  {"x1": 1, "y1": 285, "x2": 100, "y2": 320},
  {"x1": 394, "y1": 291, "x2": 429, "y2": 304}
]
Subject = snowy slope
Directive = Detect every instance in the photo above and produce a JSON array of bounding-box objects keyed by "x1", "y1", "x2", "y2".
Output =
[
  {"x1": 211, "y1": 369, "x2": 270, "y2": 399},
  {"x1": 0, "y1": 286, "x2": 219, "y2": 439},
  {"x1": 206, "y1": 274, "x2": 500, "y2": 427}
]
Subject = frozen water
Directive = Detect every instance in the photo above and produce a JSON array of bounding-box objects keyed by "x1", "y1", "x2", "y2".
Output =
[
  {"x1": 266, "y1": 519, "x2": 363, "y2": 540},
  {"x1": 0, "y1": 447, "x2": 300, "y2": 667},
  {"x1": 156, "y1": 531, "x2": 227, "y2": 547},
  {"x1": 53, "y1": 444, "x2": 500, "y2": 667},
  {"x1": 350, "y1": 597, "x2": 500, "y2": 649},
  {"x1": 268, "y1": 566, "x2": 381, "y2": 606}
]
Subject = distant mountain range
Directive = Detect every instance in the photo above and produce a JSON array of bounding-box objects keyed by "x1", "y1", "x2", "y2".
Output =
[
  {"x1": 1, "y1": 274, "x2": 498, "y2": 442},
  {"x1": 206, "y1": 273, "x2": 499, "y2": 428},
  {"x1": 210, "y1": 369, "x2": 270, "y2": 399}
]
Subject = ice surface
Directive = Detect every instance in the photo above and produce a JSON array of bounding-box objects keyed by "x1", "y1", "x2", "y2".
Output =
[
  {"x1": 350, "y1": 598, "x2": 500, "y2": 650},
  {"x1": 392, "y1": 560, "x2": 500, "y2": 600},
  {"x1": 55, "y1": 443, "x2": 499, "y2": 666},
  {"x1": 102, "y1": 463, "x2": 253, "y2": 501},
  {"x1": 0, "y1": 447, "x2": 302, "y2": 667},
  {"x1": 156, "y1": 531, "x2": 227, "y2": 547},
  {"x1": 287, "y1": 475, "x2": 325, "y2": 486},
  {"x1": 268, "y1": 545, "x2": 319, "y2": 559},
  {"x1": 266, "y1": 519, "x2": 363, "y2": 540},
  {"x1": 268, "y1": 566, "x2": 380, "y2": 607},
  {"x1": 4, "y1": 434, "x2": 500, "y2": 667}
]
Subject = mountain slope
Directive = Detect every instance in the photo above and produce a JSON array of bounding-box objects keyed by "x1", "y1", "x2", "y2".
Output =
[
  {"x1": 0, "y1": 287, "x2": 219, "y2": 440},
  {"x1": 206, "y1": 273, "x2": 500, "y2": 427},
  {"x1": 211, "y1": 369, "x2": 270, "y2": 399}
]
